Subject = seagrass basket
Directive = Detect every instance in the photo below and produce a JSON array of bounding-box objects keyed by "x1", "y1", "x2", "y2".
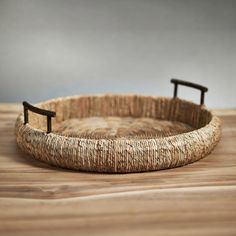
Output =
[{"x1": 15, "y1": 79, "x2": 221, "y2": 173}]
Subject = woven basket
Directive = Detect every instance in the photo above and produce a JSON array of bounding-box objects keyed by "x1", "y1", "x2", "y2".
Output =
[{"x1": 15, "y1": 79, "x2": 221, "y2": 173}]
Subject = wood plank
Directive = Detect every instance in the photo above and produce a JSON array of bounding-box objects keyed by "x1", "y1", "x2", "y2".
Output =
[
  {"x1": 1, "y1": 186, "x2": 236, "y2": 236},
  {"x1": 0, "y1": 104, "x2": 235, "y2": 235}
]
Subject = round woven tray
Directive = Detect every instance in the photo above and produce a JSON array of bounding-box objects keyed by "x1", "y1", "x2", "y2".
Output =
[{"x1": 15, "y1": 79, "x2": 221, "y2": 173}]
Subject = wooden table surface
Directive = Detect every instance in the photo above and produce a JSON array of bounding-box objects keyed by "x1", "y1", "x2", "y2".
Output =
[{"x1": 0, "y1": 104, "x2": 236, "y2": 236}]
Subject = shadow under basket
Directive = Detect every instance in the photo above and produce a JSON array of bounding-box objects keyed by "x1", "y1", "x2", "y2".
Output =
[{"x1": 15, "y1": 79, "x2": 221, "y2": 173}]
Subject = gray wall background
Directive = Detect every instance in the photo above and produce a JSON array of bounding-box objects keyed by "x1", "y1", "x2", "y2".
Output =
[{"x1": 0, "y1": 0, "x2": 235, "y2": 108}]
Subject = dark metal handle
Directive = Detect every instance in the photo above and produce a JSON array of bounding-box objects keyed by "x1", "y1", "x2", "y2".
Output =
[
  {"x1": 23, "y1": 101, "x2": 56, "y2": 133},
  {"x1": 170, "y1": 78, "x2": 208, "y2": 105}
]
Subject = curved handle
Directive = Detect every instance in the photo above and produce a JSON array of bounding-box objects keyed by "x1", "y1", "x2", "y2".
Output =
[
  {"x1": 170, "y1": 79, "x2": 208, "y2": 105},
  {"x1": 22, "y1": 101, "x2": 56, "y2": 133}
]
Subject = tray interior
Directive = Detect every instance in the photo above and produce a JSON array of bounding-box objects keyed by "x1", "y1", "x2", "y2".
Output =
[
  {"x1": 53, "y1": 116, "x2": 194, "y2": 139},
  {"x1": 26, "y1": 95, "x2": 212, "y2": 139}
]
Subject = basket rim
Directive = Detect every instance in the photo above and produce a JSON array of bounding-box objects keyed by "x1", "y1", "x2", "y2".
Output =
[{"x1": 16, "y1": 94, "x2": 220, "y2": 142}]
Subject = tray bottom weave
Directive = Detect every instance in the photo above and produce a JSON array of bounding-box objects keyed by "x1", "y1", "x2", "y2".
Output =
[{"x1": 53, "y1": 116, "x2": 194, "y2": 139}]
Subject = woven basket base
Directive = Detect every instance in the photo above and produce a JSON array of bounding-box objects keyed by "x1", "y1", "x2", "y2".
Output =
[{"x1": 54, "y1": 116, "x2": 194, "y2": 139}]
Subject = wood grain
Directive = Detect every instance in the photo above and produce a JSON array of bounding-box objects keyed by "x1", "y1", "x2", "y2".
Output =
[{"x1": 0, "y1": 104, "x2": 236, "y2": 236}]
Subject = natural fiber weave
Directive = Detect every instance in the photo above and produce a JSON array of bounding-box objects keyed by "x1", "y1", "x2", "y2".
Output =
[{"x1": 15, "y1": 95, "x2": 221, "y2": 173}]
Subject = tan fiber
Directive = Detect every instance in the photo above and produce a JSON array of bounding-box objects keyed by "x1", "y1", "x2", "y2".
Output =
[
  {"x1": 54, "y1": 117, "x2": 194, "y2": 139},
  {"x1": 15, "y1": 95, "x2": 221, "y2": 173}
]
